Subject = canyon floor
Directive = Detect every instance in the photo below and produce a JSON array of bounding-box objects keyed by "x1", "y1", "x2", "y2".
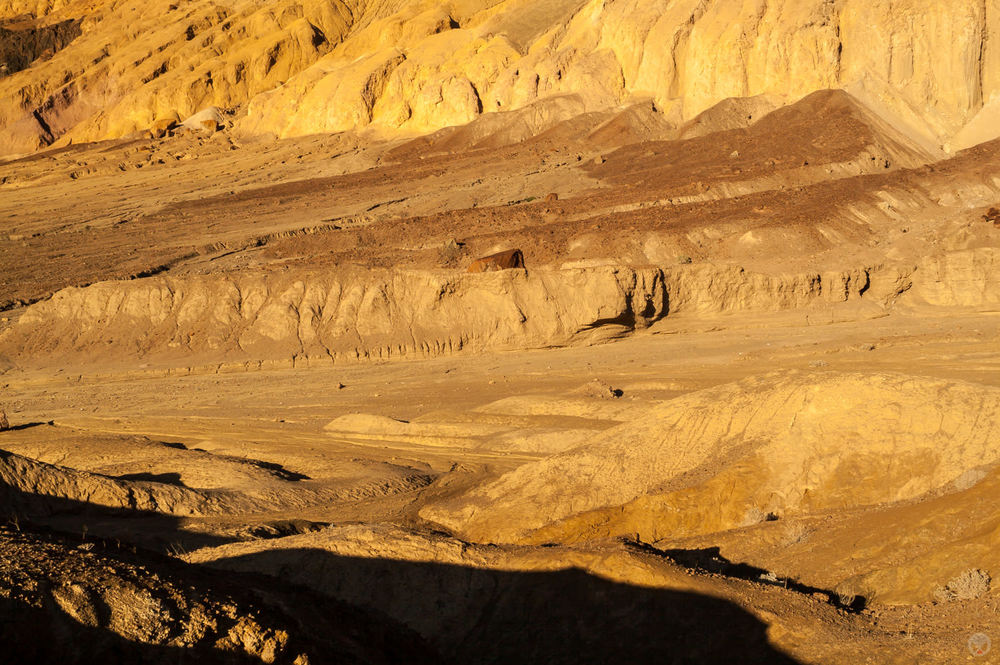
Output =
[{"x1": 1, "y1": 90, "x2": 999, "y2": 663}]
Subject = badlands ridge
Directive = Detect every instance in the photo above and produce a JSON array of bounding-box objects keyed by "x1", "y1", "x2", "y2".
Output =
[{"x1": 1, "y1": 0, "x2": 1000, "y2": 663}]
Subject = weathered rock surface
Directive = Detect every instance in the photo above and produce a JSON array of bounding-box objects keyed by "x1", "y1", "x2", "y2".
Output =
[
  {"x1": 0, "y1": 0, "x2": 349, "y2": 155},
  {"x1": 0, "y1": 441, "x2": 432, "y2": 518},
  {"x1": 240, "y1": 0, "x2": 1000, "y2": 150}
]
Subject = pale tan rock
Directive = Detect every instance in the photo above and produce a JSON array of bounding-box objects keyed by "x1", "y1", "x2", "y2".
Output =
[
  {"x1": 571, "y1": 379, "x2": 623, "y2": 400},
  {"x1": 239, "y1": 0, "x2": 1000, "y2": 148},
  {"x1": 180, "y1": 106, "x2": 224, "y2": 134}
]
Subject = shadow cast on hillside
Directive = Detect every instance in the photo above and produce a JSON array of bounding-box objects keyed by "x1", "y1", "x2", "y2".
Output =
[
  {"x1": 2, "y1": 420, "x2": 50, "y2": 431},
  {"x1": 208, "y1": 546, "x2": 805, "y2": 665},
  {"x1": 115, "y1": 471, "x2": 187, "y2": 486},
  {"x1": 655, "y1": 544, "x2": 867, "y2": 612},
  {"x1": 0, "y1": 479, "x2": 805, "y2": 664},
  {"x1": 0, "y1": 476, "x2": 440, "y2": 665},
  {"x1": 0, "y1": 478, "x2": 234, "y2": 552},
  {"x1": 0, "y1": 523, "x2": 440, "y2": 665}
]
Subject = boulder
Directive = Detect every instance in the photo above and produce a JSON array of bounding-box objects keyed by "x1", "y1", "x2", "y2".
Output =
[
  {"x1": 466, "y1": 249, "x2": 524, "y2": 273},
  {"x1": 179, "y1": 107, "x2": 224, "y2": 134}
]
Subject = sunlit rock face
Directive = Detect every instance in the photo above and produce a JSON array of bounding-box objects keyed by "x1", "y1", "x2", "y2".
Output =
[{"x1": 2, "y1": 0, "x2": 999, "y2": 156}]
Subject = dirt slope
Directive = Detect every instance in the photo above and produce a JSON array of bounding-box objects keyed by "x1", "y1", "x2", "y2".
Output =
[{"x1": 421, "y1": 372, "x2": 1000, "y2": 543}]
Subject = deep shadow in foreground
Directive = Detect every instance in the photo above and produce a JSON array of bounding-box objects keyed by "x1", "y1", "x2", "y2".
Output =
[
  {"x1": 0, "y1": 477, "x2": 440, "y2": 664},
  {"x1": 208, "y1": 546, "x2": 805, "y2": 665},
  {"x1": 0, "y1": 523, "x2": 440, "y2": 665},
  {"x1": 0, "y1": 478, "x2": 804, "y2": 664}
]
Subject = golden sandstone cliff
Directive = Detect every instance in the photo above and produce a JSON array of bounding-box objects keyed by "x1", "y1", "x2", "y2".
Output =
[{"x1": 2, "y1": 0, "x2": 1000, "y2": 156}]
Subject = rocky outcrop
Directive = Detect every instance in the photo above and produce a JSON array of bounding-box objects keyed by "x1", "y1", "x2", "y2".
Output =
[
  {"x1": 0, "y1": 18, "x2": 80, "y2": 77},
  {"x1": 0, "y1": 259, "x2": 901, "y2": 370},
  {"x1": 2, "y1": 251, "x2": 994, "y2": 370},
  {"x1": 466, "y1": 248, "x2": 524, "y2": 273},
  {"x1": 0, "y1": 446, "x2": 434, "y2": 519},
  {"x1": 0, "y1": 0, "x2": 351, "y2": 155},
  {"x1": 0, "y1": 448, "x2": 248, "y2": 516},
  {"x1": 905, "y1": 248, "x2": 1000, "y2": 308}
]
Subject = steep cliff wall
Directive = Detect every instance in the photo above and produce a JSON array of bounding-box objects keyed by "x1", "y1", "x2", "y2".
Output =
[
  {"x1": 2, "y1": 0, "x2": 999, "y2": 154},
  {"x1": 241, "y1": 0, "x2": 1000, "y2": 148}
]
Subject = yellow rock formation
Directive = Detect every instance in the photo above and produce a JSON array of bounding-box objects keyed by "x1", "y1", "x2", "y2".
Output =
[{"x1": 3, "y1": 0, "x2": 1000, "y2": 155}]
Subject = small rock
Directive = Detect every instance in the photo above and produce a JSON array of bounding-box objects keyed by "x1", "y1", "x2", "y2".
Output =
[
  {"x1": 440, "y1": 238, "x2": 465, "y2": 266},
  {"x1": 0, "y1": 408, "x2": 8, "y2": 431},
  {"x1": 574, "y1": 379, "x2": 623, "y2": 399}
]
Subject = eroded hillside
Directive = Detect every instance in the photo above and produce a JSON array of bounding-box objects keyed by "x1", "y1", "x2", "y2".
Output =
[{"x1": 2, "y1": 1, "x2": 1000, "y2": 663}]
